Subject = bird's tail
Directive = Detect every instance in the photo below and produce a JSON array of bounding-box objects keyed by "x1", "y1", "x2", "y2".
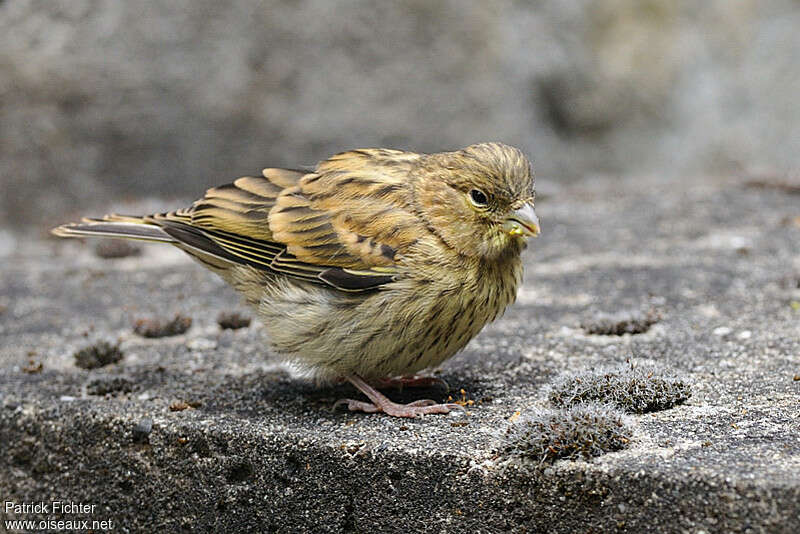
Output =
[{"x1": 51, "y1": 214, "x2": 176, "y2": 243}]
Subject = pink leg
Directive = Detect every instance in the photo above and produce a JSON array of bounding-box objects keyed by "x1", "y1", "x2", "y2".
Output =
[
  {"x1": 334, "y1": 375, "x2": 466, "y2": 418},
  {"x1": 375, "y1": 375, "x2": 450, "y2": 392}
]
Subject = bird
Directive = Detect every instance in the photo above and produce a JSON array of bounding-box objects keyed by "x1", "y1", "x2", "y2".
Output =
[{"x1": 53, "y1": 142, "x2": 540, "y2": 417}]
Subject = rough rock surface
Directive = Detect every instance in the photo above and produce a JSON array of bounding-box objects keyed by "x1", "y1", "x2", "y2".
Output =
[
  {"x1": 2, "y1": 172, "x2": 799, "y2": 532},
  {"x1": 2, "y1": 0, "x2": 799, "y2": 229}
]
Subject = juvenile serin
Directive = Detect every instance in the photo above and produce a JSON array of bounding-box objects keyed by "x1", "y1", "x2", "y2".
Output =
[{"x1": 53, "y1": 142, "x2": 540, "y2": 417}]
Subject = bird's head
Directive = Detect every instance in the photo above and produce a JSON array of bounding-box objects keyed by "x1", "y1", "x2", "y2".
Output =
[{"x1": 412, "y1": 142, "x2": 539, "y2": 259}]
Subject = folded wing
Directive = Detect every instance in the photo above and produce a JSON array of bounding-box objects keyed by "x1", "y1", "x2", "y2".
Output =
[{"x1": 145, "y1": 151, "x2": 423, "y2": 292}]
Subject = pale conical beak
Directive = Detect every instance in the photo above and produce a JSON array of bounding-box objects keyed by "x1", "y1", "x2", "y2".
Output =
[{"x1": 503, "y1": 203, "x2": 540, "y2": 237}]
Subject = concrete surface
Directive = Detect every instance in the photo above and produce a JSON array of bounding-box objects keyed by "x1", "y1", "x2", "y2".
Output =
[{"x1": 1, "y1": 172, "x2": 800, "y2": 532}]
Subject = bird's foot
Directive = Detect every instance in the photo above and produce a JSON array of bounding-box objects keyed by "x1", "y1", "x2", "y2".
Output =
[
  {"x1": 334, "y1": 397, "x2": 464, "y2": 418},
  {"x1": 375, "y1": 374, "x2": 450, "y2": 392},
  {"x1": 335, "y1": 374, "x2": 465, "y2": 418}
]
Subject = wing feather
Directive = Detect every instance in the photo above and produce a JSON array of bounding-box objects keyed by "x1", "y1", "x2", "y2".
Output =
[
  {"x1": 146, "y1": 158, "x2": 418, "y2": 292},
  {"x1": 267, "y1": 149, "x2": 423, "y2": 268}
]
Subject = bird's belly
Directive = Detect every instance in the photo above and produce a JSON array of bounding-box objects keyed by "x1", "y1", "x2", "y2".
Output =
[{"x1": 257, "y1": 274, "x2": 518, "y2": 381}]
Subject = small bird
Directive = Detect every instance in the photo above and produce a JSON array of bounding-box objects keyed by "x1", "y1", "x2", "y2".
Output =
[{"x1": 53, "y1": 142, "x2": 540, "y2": 417}]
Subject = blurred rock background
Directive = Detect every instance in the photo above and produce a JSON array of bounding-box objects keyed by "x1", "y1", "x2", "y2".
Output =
[{"x1": 1, "y1": 0, "x2": 798, "y2": 231}]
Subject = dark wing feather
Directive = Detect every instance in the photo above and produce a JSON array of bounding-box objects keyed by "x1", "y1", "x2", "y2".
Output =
[{"x1": 318, "y1": 268, "x2": 396, "y2": 291}]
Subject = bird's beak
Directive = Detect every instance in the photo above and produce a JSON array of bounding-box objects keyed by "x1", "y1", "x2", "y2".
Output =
[{"x1": 503, "y1": 203, "x2": 540, "y2": 238}]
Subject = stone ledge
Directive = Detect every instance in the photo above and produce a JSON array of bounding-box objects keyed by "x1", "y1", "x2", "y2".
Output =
[{"x1": 2, "y1": 174, "x2": 799, "y2": 532}]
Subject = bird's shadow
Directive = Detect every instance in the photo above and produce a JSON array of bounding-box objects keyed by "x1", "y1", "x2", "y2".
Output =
[{"x1": 186, "y1": 368, "x2": 497, "y2": 420}]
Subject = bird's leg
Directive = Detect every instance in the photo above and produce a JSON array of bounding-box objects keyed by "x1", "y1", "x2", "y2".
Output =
[
  {"x1": 375, "y1": 374, "x2": 450, "y2": 392},
  {"x1": 334, "y1": 375, "x2": 465, "y2": 418}
]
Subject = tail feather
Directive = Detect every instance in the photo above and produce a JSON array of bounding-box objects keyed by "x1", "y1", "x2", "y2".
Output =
[
  {"x1": 51, "y1": 217, "x2": 175, "y2": 243},
  {"x1": 84, "y1": 213, "x2": 152, "y2": 224},
  {"x1": 51, "y1": 215, "x2": 236, "y2": 272}
]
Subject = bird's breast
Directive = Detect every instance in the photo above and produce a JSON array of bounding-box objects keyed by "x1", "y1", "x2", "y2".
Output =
[{"x1": 377, "y1": 252, "x2": 524, "y2": 374}]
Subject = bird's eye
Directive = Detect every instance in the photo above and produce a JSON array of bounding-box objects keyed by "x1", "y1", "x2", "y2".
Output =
[{"x1": 468, "y1": 189, "x2": 489, "y2": 207}]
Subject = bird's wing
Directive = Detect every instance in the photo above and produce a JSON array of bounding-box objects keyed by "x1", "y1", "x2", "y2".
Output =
[
  {"x1": 149, "y1": 152, "x2": 422, "y2": 291},
  {"x1": 269, "y1": 149, "x2": 423, "y2": 268},
  {"x1": 151, "y1": 168, "x2": 299, "y2": 240}
]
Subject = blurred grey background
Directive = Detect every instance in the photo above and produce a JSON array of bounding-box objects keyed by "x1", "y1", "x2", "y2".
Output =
[{"x1": 1, "y1": 0, "x2": 798, "y2": 232}]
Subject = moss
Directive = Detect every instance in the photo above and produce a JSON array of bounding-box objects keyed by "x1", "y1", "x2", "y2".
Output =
[
  {"x1": 73, "y1": 341, "x2": 124, "y2": 369},
  {"x1": 94, "y1": 240, "x2": 142, "y2": 259},
  {"x1": 504, "y1": 403, "x2": 632, "y2": 463},
  {"x1": 217, "y1": 311, "x2": 252, "y2": 330},
  {"x1": 581, "y1": 310, "x2": 660, "y2": 336},
  {"x1": 86, "y1": 376, "x2": 135, "y2": 396},
  {"x1": 133, "y1": 314, "x2": 192, "y2": 338},
  {"x1": 548, "y1": 363, "x2": 692, "y2": 414}
]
